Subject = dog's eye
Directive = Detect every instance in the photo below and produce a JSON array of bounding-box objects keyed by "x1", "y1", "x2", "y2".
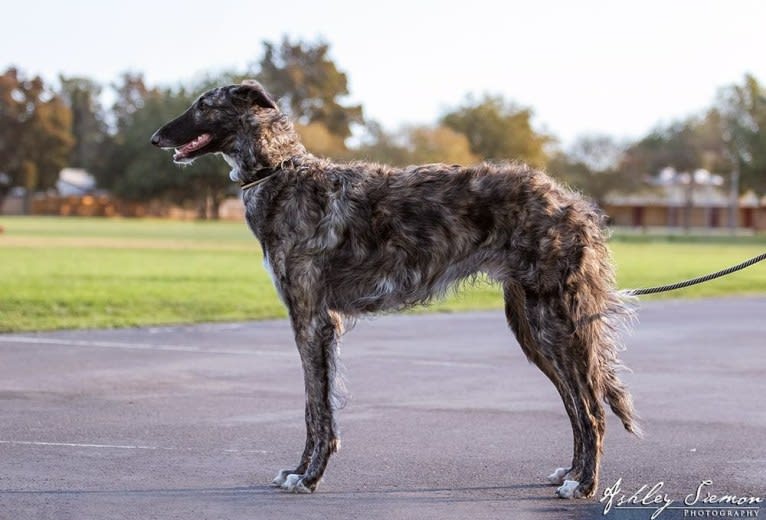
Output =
[{"x1": 199, "y1": 97, "x2": 216, "y2": 111}]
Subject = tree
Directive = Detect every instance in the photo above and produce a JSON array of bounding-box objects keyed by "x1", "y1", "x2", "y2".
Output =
[
  {"x1": 621, "y1": 114, "x2": 729, "y2": 181},
  {"x1": 350, "y1": 122, "x2": 478, "y2": 167},
  {"x1": 98, "y1": 77, "x2": 232, "y2": 218},
  {"x1": 549, "y1": 135, "x2": 640, "y2": 207},
  {"x1": 58, "y1": 75, "x2": 108, "y2": 172},
  {"x1": 567, "y1": 134, "x2": 624, "y2": 173},
  {"x1": 110, "y1": 72, "x2": 151, "y2": 134},
  {"x1": 93, "y1": 72, "x2": 153, "y2": 192},
  {"x1": 717, "y1": 74, "x2": 766, "y2": 195},
  {"x1": 351, "y1": 121, "x2": 411, "y2": 166},
  {"x1": 0, "y1": 67, "x2": 74, "y2": 211},
  {"x1": 441, "y1": 95, "x2": 551, "y2": 168},
  {"x1": 254, "y1": 38, "x2": 363, "y2": 141},
  {"x1": 619, "y1": 114, "x2": 734, "y2": 230},
  {"x1": 0, "y1": 172, "x2": 9, "y2": 209},
  {"x1": 405, "y1": 125, "x2": 479, "y2": 166},
  {"x1": 295, "y1": 122, "x2": 349, "y2": 159}
]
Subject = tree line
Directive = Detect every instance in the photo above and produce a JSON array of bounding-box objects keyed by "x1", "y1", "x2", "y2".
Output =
[{"x1": 1, "y1": 37, "x2": 765, "y2": 218}]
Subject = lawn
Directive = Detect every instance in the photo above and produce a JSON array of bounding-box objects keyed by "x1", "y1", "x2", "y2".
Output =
[{"x1": 2, "y1": 216, "x2": 765, "y2": 332}]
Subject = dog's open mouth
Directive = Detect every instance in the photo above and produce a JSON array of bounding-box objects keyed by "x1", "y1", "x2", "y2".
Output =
[{"x1": 173, "y1": 133, "x2": 213, "y2": 161}]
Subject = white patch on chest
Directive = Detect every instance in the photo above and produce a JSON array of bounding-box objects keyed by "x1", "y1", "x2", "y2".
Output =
[
  {"x1": 263, "y1": 253, "x2": 277, "y2": 285},
  {"x1": 221, "y1": 153, "x2": 240, "y2": 182},
  {"x1": 263, "y1": 252, "x2": 286, "y2": 304}
]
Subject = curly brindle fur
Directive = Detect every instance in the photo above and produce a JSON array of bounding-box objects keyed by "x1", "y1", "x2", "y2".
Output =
[{"x1": 151, "y1": 80, "x2": 638, "y2": 499}]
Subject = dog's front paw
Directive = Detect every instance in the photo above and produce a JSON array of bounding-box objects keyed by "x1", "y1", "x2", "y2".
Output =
[
  {"x1": 272, "y1": 469, "x2": 293, "y2": 487},
  {"x1": 556, "y1": 479, "x2": 580, "y2": 499},
  {"x1": 281, "y1": 473, "x2": 312, "y2": 493},
  {"x1": 547, "y1": 467, "x2": 570, "y2": 485}
]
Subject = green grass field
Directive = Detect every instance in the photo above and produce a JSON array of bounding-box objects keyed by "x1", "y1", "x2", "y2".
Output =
[{"x1": 2, "y1": 216, "x2": 765, "y2": 332}]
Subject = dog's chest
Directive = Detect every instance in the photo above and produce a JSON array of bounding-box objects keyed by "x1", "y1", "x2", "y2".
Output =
[
  {"x1": 241, "y1": 192, "x2": 290, "y2": 302},
  {"x1": 261, "y1": 251, "x2": 287, "y2": 304},
  {"x1": 242, "y1": 188, "x2": 269, "y2": 240}
]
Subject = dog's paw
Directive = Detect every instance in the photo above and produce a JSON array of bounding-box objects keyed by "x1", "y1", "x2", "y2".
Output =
[
  {"x1": 281, "y1": 473, "x2": 312, "y2": 493},
  {"x1": 556, "y1": 479, "x2": 580, "y2": 499},
  {"x1": 271, "y1": 469, "x2": 293, "y2": 487},
  {"x1": 547, "y1": 467, "x2": 570, "y2": 486}
]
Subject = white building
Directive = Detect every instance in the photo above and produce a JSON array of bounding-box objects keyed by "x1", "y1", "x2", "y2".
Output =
[{"x1": 56, "y1": 168, "x2": 96, "y2": 196}]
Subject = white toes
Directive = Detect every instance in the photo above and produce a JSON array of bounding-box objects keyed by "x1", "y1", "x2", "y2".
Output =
[
  {"x1": 547, "y1": 467, "x2": 570, "y2": 485},
  {"x1": 281, "y1": 473, "x2": 312, "y2": 493},
  {"x1": 271, "y1": 469, "x2": 291, "y2": 487},
  {"x1": 556, "y1": 479, "x2": 580, "y2": 499},
  {"x1": 281, "y1": 473, "x2": 302, "y2": 490}
]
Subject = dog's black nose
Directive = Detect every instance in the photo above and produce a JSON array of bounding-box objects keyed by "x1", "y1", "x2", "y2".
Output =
[{"x1": 150, "y1": 132, "x2": 161, "y2": 146}]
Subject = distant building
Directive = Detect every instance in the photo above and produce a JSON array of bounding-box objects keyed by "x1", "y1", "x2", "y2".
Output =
[
  {"x1": 1, "y1": 168, "x2": 99, "y2": 215},
  {"x1": 604, "y1": 167, "x2": 764, "y2": 230},
  {"x1": 56, "y1": 168, "x2": 96, "y2": 196}
]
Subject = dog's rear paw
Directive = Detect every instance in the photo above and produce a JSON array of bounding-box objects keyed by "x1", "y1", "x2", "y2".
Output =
[
  {"x1": 556, "y1": 479, "x2": 580, "y2": 499},
  {"x1": 281, "y1": 473, "x2": 312, "y2": 494},
  {"x1": 547, "y1": 467, "x2": 571, "y2": 485}
]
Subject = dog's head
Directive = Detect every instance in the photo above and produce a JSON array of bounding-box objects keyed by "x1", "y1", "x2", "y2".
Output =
[{"x1": 150, "y1": 80, "x2": 279, "y2": 164}]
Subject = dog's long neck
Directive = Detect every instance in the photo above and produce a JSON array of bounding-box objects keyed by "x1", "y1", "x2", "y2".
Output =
[{"x1": 227, "y1": 110, "x2": 308, "y2": 182}]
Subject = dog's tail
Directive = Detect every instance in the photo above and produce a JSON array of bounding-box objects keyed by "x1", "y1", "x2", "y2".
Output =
[
  {"x1": 597, "y1": 293, "x2": 641, "y2": 437},
  {"x1": 328, "y1": 311, "x2": 350, "y2": 411},
  {"x1": 570, "y1": 238, "x2": 642, "y2": 437}
]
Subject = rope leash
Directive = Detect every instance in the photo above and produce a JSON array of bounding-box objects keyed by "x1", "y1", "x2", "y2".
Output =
[{"x1": 624, "y1": 251, "x2": 766, "y2": 296}]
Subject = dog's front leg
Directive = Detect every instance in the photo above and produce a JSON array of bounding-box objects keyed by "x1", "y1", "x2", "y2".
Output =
[
  {"x1": 271, "y1": 400, "x2": 314, "y2": 487},
  {"x1": 277, "y1": 308, "x2": 341, "y2": 494}
]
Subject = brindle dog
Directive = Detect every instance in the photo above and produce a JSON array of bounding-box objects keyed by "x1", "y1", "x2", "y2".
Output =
[{"x1": 151, "y1": 80, "x2": 639, "y2": 499}]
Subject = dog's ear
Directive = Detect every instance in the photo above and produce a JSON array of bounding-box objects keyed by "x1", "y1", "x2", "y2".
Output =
[{"x1": 229, "y1": 80, "x2": 278, "y2": 111}]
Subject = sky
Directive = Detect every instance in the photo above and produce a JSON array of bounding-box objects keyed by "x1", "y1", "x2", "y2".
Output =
[{"x1": 2, "y1": 0, "x2": 765, "y2": 147}]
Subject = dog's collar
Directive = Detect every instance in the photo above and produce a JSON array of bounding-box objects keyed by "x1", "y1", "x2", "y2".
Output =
[
  {"x1": 238, "y1": 158, "x2": 301, "y2": 191},
  {"x1": 238, "y1": 167, "x2": 280, "y2": 191}
]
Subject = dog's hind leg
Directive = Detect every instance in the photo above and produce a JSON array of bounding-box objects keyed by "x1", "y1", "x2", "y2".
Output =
[
  {"x1": 503, "y1": 282, "x2": 585, "y2": 491},
  {"x1": 278, "y1": 306, "x2": 342, "y2": 493},
  {"x1": 529, "y1": 295, "x2": 607, "y2": 500},
  {"x1": 504, "y1": 281, "x2": 610, "y2": 498}
]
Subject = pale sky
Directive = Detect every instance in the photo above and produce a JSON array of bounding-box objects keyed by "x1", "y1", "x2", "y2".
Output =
[{"x1": 2, "y1": 0, "x2": 765, "y2": 145}]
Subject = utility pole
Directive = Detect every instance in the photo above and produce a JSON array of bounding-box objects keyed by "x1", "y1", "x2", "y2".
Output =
[
  {"x1": 723, "y1": 124, "x2": 740, "y2": 235},
  {"x1": 728, "y1": 158, "x2": 740, "y2": 234}
]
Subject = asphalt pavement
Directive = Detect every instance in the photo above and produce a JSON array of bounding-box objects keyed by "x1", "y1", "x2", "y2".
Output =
[{"x1": 0, "y1": 297, "x2": 764, "y2": 519}]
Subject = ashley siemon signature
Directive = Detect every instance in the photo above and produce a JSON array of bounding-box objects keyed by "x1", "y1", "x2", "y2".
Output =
[{"x1": 600, "y1": 478, "x2": 763, "y2": 518}]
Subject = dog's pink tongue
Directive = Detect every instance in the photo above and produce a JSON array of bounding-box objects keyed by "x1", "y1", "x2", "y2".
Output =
[{"x1": 177, "y1": 133, "x2": 212, "y2": 157}]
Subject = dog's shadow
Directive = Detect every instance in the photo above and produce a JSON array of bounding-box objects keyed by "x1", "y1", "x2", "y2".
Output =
[
  {"x1": 0, "y1": 482, "x2": 548, "y2": 499},
  {"x1": 2, "y1": 483, "x2": 609, "y2": 518}
]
